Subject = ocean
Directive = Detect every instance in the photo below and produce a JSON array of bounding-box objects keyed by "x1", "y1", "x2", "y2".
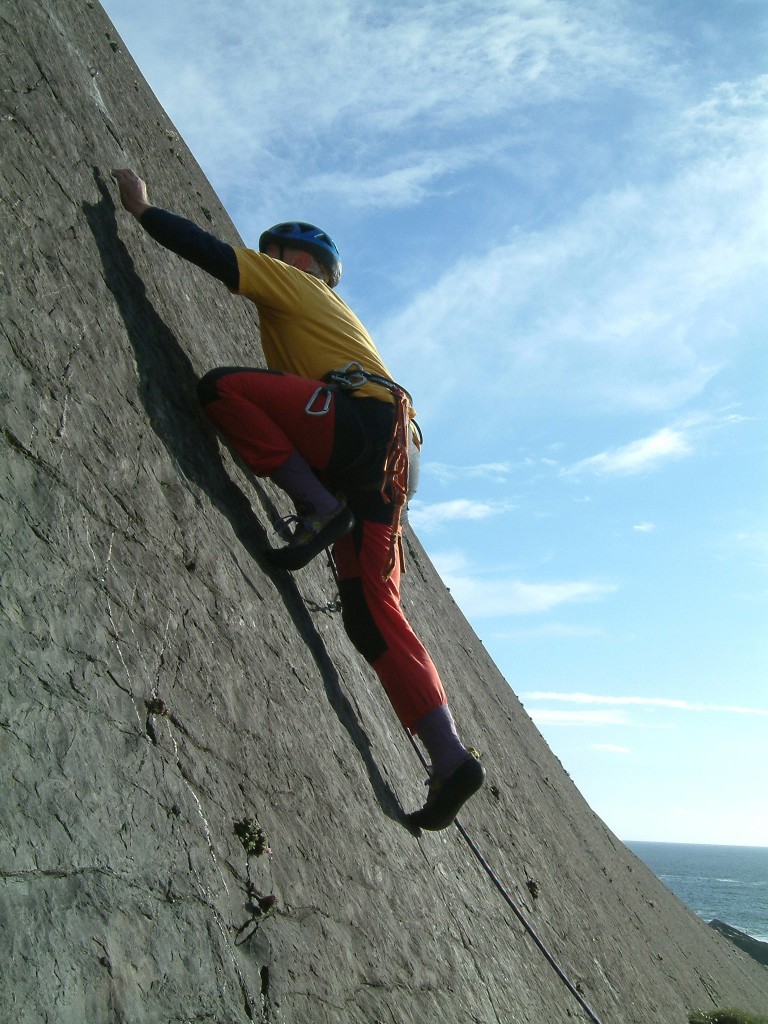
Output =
[{"x1": 626, "y1": 841, "x2": 768, "y2": 943}]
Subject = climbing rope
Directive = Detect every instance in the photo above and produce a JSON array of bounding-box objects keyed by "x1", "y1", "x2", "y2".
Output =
[
  {"x1": 406, "y1": 734, "x2": 605, "y2": 1024},
  {"x1": 378, "y1": 381, "x2": 411, "y2": 579},
  {"x1": 322, "y1": 549, "x2": 605, "y2": 1024}
]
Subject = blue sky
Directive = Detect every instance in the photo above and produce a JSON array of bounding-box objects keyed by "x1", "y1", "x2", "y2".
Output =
[{"x1": 102, "y1": 0, "x2": 768, "y2": 847}]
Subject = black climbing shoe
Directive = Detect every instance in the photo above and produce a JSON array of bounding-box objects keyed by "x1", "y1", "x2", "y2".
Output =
[
  {"x1": 407, "y1": 755, "x2": 486, "y2": 832},
  {"x1": 265, "y1": 506, "x2": 355, "y2": 571}
]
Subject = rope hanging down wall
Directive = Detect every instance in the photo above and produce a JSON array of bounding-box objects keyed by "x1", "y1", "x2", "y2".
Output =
[
  {"x1": 322, "y1": 551, "x2": 605, "y2": 1022},
  {"x1": 406, "y1": 734, "x2": 606, "y2": 1024}
]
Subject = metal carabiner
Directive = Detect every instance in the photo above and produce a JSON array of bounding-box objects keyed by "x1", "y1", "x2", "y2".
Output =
[
  {"x1": 305, "y1": 385, "x2": 333, "y2": 416},
  {"x1": 334, "y1": 361, "x2": 368, "y2": 390}
]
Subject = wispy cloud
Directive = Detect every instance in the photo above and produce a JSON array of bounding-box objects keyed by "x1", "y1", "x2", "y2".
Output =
[
  {"x1": 529, "y1": 709, "x2": 629, "y2": 726},
  {"x1": 424, "y1": 461, "x2": 525, "y2": 485},
  {"x1": 561, "y1": 409, "x2": 746, "y2": 478},
  {"x1": 301, "y1": 157, "x2": 464, "y2": 211},
  {"x1": 300, "y1": 141, "x2": 505, "y2": 209},
  {"x1": 114, "y1": 0, "x2": 663, "y2": 194},
  {"x1": 432, "y1": 551, "x2": 616, "y2": 617},
  {"x1": 522, "y1": 691, "x2": 768, "y2": 717},
  {"x1": 377, "y1": 78, "x2": 768, "y2": 421},
  {"x1": 408, "y1": 498, "x2": 516, "y2": 531},
  {"x1": 563, "y1": 427, "x2": 692, "y2": 477},
  {"x1": 105, "y1": 0, "x2": 685, "y2": 273}
]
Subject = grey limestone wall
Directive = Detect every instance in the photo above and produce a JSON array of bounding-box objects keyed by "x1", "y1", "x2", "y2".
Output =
[{"x1": 2, "y1": 3, "x2": 767, "y2": 1022}]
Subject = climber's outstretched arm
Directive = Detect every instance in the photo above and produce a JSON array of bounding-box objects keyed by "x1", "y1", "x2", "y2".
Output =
[{"x1": 111, "y1": 168, "x2": 239, "y2": 290}]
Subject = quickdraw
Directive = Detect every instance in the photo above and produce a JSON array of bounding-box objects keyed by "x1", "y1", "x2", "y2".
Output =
[{"x1": 320, "y1": 362, "x2": 418, "y2": 581}]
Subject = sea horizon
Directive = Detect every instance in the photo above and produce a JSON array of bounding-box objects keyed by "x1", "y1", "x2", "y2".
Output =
[
  {"x1": 624, "y1": 839, "x2": 768, "y2": 944},
  {"x1": 624, "y1": 839, "x2": 768, "y2": 851}
]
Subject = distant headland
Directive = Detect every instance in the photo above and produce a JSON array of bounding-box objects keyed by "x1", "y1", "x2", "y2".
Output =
[{"x1": 709, "y1": 921, "x2": 768, "y2": 968}]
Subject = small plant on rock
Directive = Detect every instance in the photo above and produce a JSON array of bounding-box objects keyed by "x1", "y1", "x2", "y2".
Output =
[{"x1": 689, "y1": 1010, "x2": 768, "y2": 1024}]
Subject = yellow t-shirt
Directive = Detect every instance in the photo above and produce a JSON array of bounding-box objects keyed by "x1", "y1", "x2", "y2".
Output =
[{"x1": 234, "y1": 248, "x2": 400, "y2": 405}]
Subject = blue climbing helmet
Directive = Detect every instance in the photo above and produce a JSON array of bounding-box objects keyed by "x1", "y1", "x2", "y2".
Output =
[{"x1": 258, "y1": 221, "x2": 342, "y2": 288}]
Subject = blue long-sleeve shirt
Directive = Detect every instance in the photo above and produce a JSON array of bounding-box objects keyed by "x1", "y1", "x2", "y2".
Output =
[{"x1": 140, "y1": 207, "x2": 239, "y2": 290}]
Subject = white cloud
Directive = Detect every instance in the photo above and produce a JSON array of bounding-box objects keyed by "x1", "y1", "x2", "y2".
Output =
[
  {"x1": 104, "y1": 0, "x2": 673, "y2": 232},
  {"x1": 633, "y1": 522, "x2": 655, "y2": 533},
  {"x1": 299, "y1": 141, "x2": 505, "y2": 210},
  {"x1": 431, "y1": 551, "x2": 616, "y2": 617},
  {"x1": 522, "y1": 691, "x2": 768, "y2": 717},
  {"x1": 301, "y1": 159, "x2": 458, "y2": 211},
  {"x1": 110, "y1": 0, "x2": 661, "y2": 167},
  {"x1": 408, "y1": 497, "x2": 515, "y2": 531},
  {"x1": 564, "y1": 427, "x2": 691, "y2": 477},
  {"x1": 376, "y1": 78, "x2": 768, "y2": 420},
  {"x1": 561, "y1": 409, "x2": 746, "y2": 478},
  {"x1": 528, "y1": 709, "x2": 629, "y2": 726},
  {"x1": 424, "y1": 461, "x2": 525, "y2": 484},
  {"x1": 667, "y1": 77, "x2": 768, "y2": 160}
]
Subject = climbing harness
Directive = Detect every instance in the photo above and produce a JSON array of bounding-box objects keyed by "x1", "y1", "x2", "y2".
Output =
[
  {"x1": 306, "y1": 362, "x2": 420, "y2": 581},
  {"x1": 406, "y1": 734, "x2": 606, "y2": 1024}
]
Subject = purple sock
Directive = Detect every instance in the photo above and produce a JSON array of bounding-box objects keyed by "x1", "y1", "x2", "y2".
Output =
[
  {"x1": 269, "y1": 450, "x2": 342, "y2": 520},
  {"x1": 415, "y1": 704, "x2": 470, "y2": 780}
]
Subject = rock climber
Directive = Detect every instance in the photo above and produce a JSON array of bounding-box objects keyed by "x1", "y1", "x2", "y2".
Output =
[{"x1": 111, "y1": 168, "x2": 485, "y2": 830}]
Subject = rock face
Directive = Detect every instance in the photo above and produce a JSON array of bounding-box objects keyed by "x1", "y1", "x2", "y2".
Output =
[
  {"x1": 709, "y1": 922, "x2": 768, "y2": 970},
  {"x1": 1, "y1": 4, "x2": 767, "y2": 1022}
]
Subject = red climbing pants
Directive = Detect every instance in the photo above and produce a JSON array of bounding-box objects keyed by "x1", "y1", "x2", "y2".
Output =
[
  {"x1": 198, "y1": 367, "x2": 337, "y2": 475},
  {"x1": 332, "y1": 521, "x2": 446, "y2": 730},
  {"x1": 198, "y1": 367, "x2": 447, "y2": 731}
]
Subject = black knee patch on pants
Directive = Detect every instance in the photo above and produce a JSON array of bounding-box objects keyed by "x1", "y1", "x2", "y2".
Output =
[
  {"x1": 197, "y1": 366, "x2": 283, "y2": 406},
  {"x1": 197, "y1": 367, "x2": 233, "y2": 406},
  {"x1": 338, "y1": 577, "x2": 387, "y2": 664}
]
